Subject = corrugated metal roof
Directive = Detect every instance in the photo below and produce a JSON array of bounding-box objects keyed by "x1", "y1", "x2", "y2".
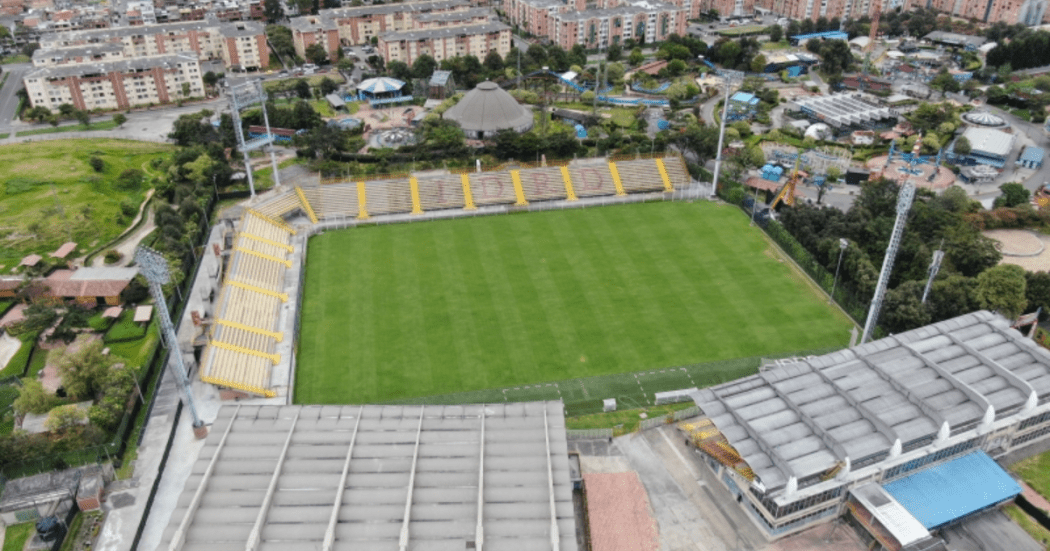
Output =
[
  {"x1": 882, "y1": 451, "x2": 1020, "y2": 529},
  {"x1": 161, "y1": 402, "x2": 578, "y2": 551}
]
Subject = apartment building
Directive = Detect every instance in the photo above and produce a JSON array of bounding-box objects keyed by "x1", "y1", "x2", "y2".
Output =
[
  {"x1": 757, "y1": 0, "x2": 1043, "y2": 24},
  {"x1": 414, "y1": 7, "x2": 492, "y2": 29},
  {"x1": 299, "y1": 0, "x2": 470, "y2": 49},
  {"x1": 24, "y1": 51, "x2": 204, "y2": 111},
  {"x1": 508, "y1": 0, "x2": 686, "y2": 49},
  {"x1": 37, "y1": 19, "x2": 268, "y2": 70},
  {"x1": 378, "y1": 21, "x2": 510, "y2": 65},
  {"x1": 31, "y1": 42, "x2": 125, "y2": 66}
]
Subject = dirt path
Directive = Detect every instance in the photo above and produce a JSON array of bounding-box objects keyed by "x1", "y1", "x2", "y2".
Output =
[{"x1": 92, "y1": 195, "x2": 156, "y2": 267}]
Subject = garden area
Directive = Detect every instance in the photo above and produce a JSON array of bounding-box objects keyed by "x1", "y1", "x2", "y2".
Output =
[{"x1": 0, "y1": 139, "x2": 172, "y2": 270}]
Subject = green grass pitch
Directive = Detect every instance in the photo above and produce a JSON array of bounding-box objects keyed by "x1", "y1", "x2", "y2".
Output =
[{"x1": 295, "y1": 201, "x2": 853, "y2": 404}]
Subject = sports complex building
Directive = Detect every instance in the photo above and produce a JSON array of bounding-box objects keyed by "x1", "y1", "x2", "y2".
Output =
[{"x1": 688, "y1": 310, "x2": 1050, "y2": 545}]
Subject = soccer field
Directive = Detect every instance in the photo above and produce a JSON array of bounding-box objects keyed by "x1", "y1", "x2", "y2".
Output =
[{"x1": 295, "y1": 201, "x2": 853, "y2": 404}]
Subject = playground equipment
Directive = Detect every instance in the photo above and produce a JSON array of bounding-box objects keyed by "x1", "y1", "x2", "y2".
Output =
[
  {"x1": 770, "y1": 155, "x2": 803, "y2": 209},
  {"x1": 879, "y1": 138, "x2": 944, "y2": 181}
]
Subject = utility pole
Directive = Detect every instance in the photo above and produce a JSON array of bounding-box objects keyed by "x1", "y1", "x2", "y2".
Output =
[
  {"x1": 135, "y1": 245, "x2": 206, "y2": 437},
  {"x1": 711, "y1": 70, "x2": 742, "y2": 199}
]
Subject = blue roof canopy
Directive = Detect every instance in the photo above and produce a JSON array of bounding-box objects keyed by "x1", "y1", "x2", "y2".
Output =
[
  {"x1": 730, "y1": 91, "x2": 759, "y2": 105},
  {"x1": 1021, "y1": 146, "x2": 1045, "y2": 163},
  {"x1": 882, "y1": 451, "x2": 1020, "y2": 529}
]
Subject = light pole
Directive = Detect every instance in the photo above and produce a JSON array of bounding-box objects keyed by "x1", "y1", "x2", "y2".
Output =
[
  {"x1": 711, "y1": 70, "x2": 743, "y2": 199},
  {"x1": 830, "y1": 238, "x2": 848, "y2": 304}
]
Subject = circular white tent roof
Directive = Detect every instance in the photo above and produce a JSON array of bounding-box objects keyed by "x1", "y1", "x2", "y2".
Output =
[
  {"x1": 357, "y1": 77, "x2": 405, "y2": 94},
  {"x1": 443, "y1": 81, "x2": 533, "y2": 136},
  {"x1": 962, "y1": 111, "x2": 1006, "y2": 127}
]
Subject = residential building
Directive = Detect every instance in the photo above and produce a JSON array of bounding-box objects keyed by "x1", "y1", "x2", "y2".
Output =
[
  {"x1": 509, "y1": 0, "x2": 687, "y2": 49},
  {"x1": 23, "y1": 51, "x2": 204, "y2": 111},
  {"x1": 31, "y1": 42, "x2": 125, "y2": 66},
  {"x1": 37, "y1": 18, "x2": 268, "y2": 70},
  {"x1": 378, "y1": 21, "x2": 511, "y2": 65},
  {"x1": 288, "y1": 0, "x2": 470, "y2": 54}
]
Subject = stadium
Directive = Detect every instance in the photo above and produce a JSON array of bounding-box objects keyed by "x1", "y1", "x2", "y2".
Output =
[
  {"x1": 152, "y1": 154, "x2": 1050, "y2": 551},
  {"x1": 191, "y1": 153, "x2": 852, "y2": 408}
]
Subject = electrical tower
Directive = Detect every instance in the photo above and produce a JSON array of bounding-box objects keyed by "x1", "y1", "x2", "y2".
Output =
[
  {"x1": 228, "y1": 79, "x2": 282, "y2": 198},
  {"x1": 861, "y1": 136, "x2": 921, "y2": 344},
  {"x1": 135, "y1": 246, "x2": 205, "y2": 432}
]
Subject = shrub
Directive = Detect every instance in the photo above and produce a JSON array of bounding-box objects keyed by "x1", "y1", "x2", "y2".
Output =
[
  {"x1": 120, "y1": 199, "x2": 138, "y2": 218},
  {"x1": 88, "y1": 156, "x2": 104, "y2": 172},
  {"x1": 104, "y1": 249, "x2": 123, "y2": 264}
]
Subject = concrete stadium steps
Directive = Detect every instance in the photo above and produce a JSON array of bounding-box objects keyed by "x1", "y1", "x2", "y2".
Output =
[
  {"x1": 253, "y1": 193, "x2": 302, "y2": 219},
  {"x1": 243, "y1": 213, "x2": 294, "y2": 244},
  {"x1": 235, "y1": 234, "x2": 289, "y2": 260},
  {"x1": 231, "y1": 251, "x2": 285, "y2": 290},
  {"x1": 417, "y1": 174, "x2": 467, "y2": 211},
  {"x1": 660, "y1": 156, "x2": 691, "y2": 188},
  {"x1": 469, "y1": 171, "x2": 517, "y2": 206},
  {"x1": 212, "y1": 323, "x2": 276, "y2": 357},
  {"x1": 297, "y1": 186, "x2": 325, "y2": 219},
  {"x1": 613, "y1": 160, "x2": 668, "y2": 193},
  {"x1": 201, "y1": 346, "x2": 273, "y2": 396},
  {"x1": 365, "y1": 179, "x2": 415, "y2": 216},
  {"x1": 568, "y1": 164, "x2": 617, "y2": 197},
  {"x1": 518, "y1": 166, "x2": 568, "y2": 202},
  {"x1": 217, "y1": 286, "x2": 281, "y2": 333},
  {"x1": 316, "y1": 183, "x2": 360, "y2": 219}
]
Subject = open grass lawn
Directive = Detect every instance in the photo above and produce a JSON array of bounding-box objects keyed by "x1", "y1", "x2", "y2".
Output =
[
  {"x1": 0, "y1": 139, "x2": 172, "y2": 268},
  {"x1": 1014, "y1": 449, "x2": 1050, "y2": 503},
  {"x1": 15, "y1": 119, "x2": 120, "y2": 137},
  {"x1": 296, "y1": 201, "x2": 852, "y2": 404},
  {"x1": 2, "y1": 522, "x2": 34, "y2": 551}
]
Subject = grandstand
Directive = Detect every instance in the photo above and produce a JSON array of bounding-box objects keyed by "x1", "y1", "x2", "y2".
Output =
[
  {"x1": 198, "y1": 210, "x2": 296, "y2": 397},
  {"x1": 250, "y1": 154, "x2": 686, "y2": 223}
]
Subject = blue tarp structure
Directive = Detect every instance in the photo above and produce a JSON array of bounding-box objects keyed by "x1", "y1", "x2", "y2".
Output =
[
  {"x1": 1018, "y1": 146, "x2": 1045, "y2": 169},
  {"x1": 882, "y1": 451, "x2": 1020, "y2": 529}
]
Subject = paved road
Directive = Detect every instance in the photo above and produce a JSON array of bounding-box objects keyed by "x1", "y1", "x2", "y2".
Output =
[{"x1": 0, "y1": 62, "x2": 28, "y2": 132}]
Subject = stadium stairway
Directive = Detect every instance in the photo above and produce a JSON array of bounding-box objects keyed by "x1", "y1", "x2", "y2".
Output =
[
  {"x1": 253, "y1": 193, "x2": 303, "y2": 220},
  {"x1": 660, "y1": 156, "x2": 691, "y2": 190}
]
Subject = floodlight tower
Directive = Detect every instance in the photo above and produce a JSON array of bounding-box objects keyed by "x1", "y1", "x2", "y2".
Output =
[
  {"x1": 861, "y1": 136, "x2": 921, "y2": 344},
  {"x1": 228, "y1": 79, "x2": 282, "y2": 198},
  {"x1": 921, "y1": 249, "x2": 945, "y2": 303},
  {"x1": 711, "y1": 70, "x2": 743, "y2": 199},
  {"x1": 135, "y1": 246, "x2": 204, "y2": 432}
]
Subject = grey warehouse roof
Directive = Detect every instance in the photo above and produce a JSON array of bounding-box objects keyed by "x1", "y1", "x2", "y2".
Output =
[
  {"x1": 793, "y1": 92, "x2": 896, "y2": 128},
  {"x1": 962, "y1": 126, "x2": 1016, "y2": 158},
  {"x1": 443, "y1": 80, "x2": 533, "y2": 134},
  {"x1": 692, "y1": 311, "x2": 1049, "y2": 492},
  {"x1": 161, "y1": 402, "x2": 578, "y2": 551}
]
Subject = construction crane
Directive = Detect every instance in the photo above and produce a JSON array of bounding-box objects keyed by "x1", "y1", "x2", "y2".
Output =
[
  {"x1": 770, "y1": 154, "x2": 803, "y2": 209},
  {"x1": 865, "y1": 0, "x2": 880, "y2": 53}
]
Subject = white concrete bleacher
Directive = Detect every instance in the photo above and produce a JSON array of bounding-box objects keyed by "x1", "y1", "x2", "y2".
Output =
[
  {"x1": 660, "y1": 156, "x2": 691, "y2": 189},
  {"x1": 200, "y1": 211, "x2": 292, "y2": 398},
  {"x1": 468, "y1": 171, "x2": 517, "y2": 206},
  {"x1": 364, "y1": 178, "x2": 415, "y2": 216},
  {"x1": 253, "y1": 192, "x2": 304, "y2": 220},
  {"x1": 315, "y1": 183, "x2": 360, "y2": 219},
  {"x1": 568, "y1": 164, "x2": 617, "y2": 197},
  {"x1": 417, "y1": 174, "x2": 467, "y2": 211},
  {"x1": 614, "y1": 159, "x2": 669, "y2": 193},
  {"x1": 518, "y1": 166, "x2": 568, "y2": 202}
]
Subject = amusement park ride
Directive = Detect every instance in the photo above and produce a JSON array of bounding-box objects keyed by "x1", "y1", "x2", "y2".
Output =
[{"x1": 770, "y1": 155, "x2": 802, "y2": 209}]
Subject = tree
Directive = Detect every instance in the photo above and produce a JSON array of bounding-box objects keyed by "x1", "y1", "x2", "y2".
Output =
[
  {"x1": 202, "y1": 71, "x2": 220, "y2": 88},
  {"x1": 483, "y1": 49, "x2": 504, "y2": 73},
  {"x1": 263, "y1": 0, "x2": 284, "y2": 23},
  {"x1": 181, "y1": 82, "x2": 191, "y2": 97},
  {"x1": 750, "y1": 53, "x2": 767, "y2": 74},
  {"x1": 411, "y1": 54, "x2": 437, "y2": 79},
  {"x1": 57, "y1": 341, "x2": 113, "y2": 400},
  {"x1": 769, "y1": 25, "x2": 783, "y2": 43},
  {"x1": 110, "y1": 113, "x2": 126, "y2": 128},
  {"x1": 168, "y1": 110, "x2": 218, "y2": 146},
  {"x1": 116, "y1": 168, "x2": 145, "y2": 191},
  {"x1": 89, "y1": 156, "x2": 104, "y2": 172},
  {"x1": 305, "y1": 43, "x2": 329, "y2": 66},
  {"x1": 629, "y1": 47, "x2": 644, "y2": 66},
  {"x1": 13, "y1": 380, "x2": 59, "y2": 415},
  {"x1": 606, "y1": 62, "x2": 625, "y2": 84},
  {"x1": 1026, "y1": 271, "x2": 1050, "y2": 318},
  {"x1": 58, "y1": 103, "x2": 75, "y2": 117},
  {"x1": 953, "y1": 135, "x2": 971, "y2": 156},
  {"x1": 994, "y1": 182, "x2": 1030, "y2": 208},
  {"x1": 294, "y1": 78, "x2": 312, "y2": 99},
  {"x1": 319, "y1": 77, "x2": 339, "y2": 95},
  {"x1": 881, "y1": 281, "x2": 931, "y2": 334},
  {"x1": 927, "y1": 274, "x2": 979, "y2": 322},
  {"x1": 976, "y1": 264, "x2": 1027, "y2": 319},
  {"x1": 387, "y1": 60, "x2": 411, "y2": 81},
  {"x1": 607, "y1": 43, "x2": 622, "y2": 62},
  {"x1": 45, "y1": 404, "x2": 87, "y2": 435}
]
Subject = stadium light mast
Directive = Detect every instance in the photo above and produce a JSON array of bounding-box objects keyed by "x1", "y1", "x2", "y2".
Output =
[
  {"x1": 135, "y1": 245, "x2": 205, "y2": 434},
  {"x1": 711, "y1": 70, "x2": 743, "y2": 199},
  {"x1": 921, "y1": 248, "x2": 945, "y2": 304},
  {"x1": 228, "y1": 79, "x2": 282, "y2": 198},
  {"x1": 861, "y1": 136, "x2": 921, "y2": 344}
]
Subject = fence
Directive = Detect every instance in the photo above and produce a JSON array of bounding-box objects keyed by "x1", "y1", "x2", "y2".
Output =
[
  {"x1": 722, "y1": 188, "x2": 869, "y2": 327},
  {"x1": 566, "y1": 428, "x2": 614, "y2": 440},
  {"x1": 382, "y1": 347, "x2": 839, "y2": 417},
  {"x1": 639, "y1": 405, "x2": 702, "y2": 431}
]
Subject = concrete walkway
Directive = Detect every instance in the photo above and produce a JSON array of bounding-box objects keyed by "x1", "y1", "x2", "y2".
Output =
[
  {"x1": 1019, "y1": 480, "x2": 1050, "y2": 513},
  {"x1": 92, "y1": 204, "x2": 156, "y2": 268}
]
